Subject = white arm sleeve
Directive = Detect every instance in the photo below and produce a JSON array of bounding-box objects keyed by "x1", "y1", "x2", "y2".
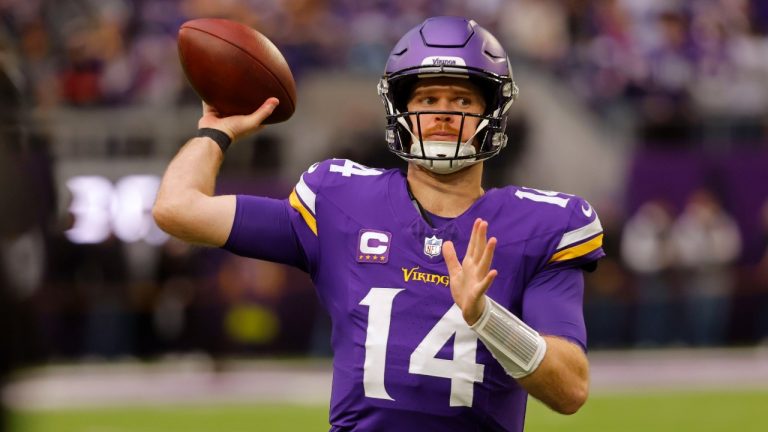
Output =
[{"x1": 470, "y1": 296, "x2": 547, "y2": 379}]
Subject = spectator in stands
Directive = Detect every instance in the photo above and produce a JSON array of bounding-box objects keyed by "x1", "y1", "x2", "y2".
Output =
[
  {"x1": 621, "y1": 200, "x2": 677, "y2": 346},
  {"x1": 637, "y1": 9, "x2": 696, "y2": 144},
  {"x1": 19, "y1": 19, "x2": 59, "y2": 109},
  {"x1": 671, "y1": 189, "x2": 741, "y2": 346}
]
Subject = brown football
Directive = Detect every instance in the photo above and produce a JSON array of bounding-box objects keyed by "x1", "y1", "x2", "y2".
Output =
[{"x1": 178, "y1": 18, "x2": 296, "y2": 123}]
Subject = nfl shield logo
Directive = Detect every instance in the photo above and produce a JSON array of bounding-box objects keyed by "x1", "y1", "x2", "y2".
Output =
[{"x1": 424, "y1": 235, "x2": 443, "y2": 258}]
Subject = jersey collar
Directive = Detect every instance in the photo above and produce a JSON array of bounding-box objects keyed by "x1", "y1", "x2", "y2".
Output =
[{"x1": 387, "y1": 169, "x2": 497, "y2": 242}]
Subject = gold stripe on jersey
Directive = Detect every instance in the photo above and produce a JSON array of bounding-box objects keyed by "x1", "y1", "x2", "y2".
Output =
[
  {"x1": 557, "y1": 216, "x2": 603, "y2": 250},
  {"x1": 289, "y1": 189, "x2": 317, "y2": 236},
  {"x1": 549, "y1": 234, "x2": 603, "y2": 263}
]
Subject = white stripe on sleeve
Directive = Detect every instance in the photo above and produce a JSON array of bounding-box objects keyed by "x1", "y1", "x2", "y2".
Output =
[
  {"x1": 295, "y1": 174, "x2": 317, "y2": 214},
  {"x1": 556, "y1": 216, "x2": 603, "y2": 250}
]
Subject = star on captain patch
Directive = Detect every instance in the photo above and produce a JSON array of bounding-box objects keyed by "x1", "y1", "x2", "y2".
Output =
[{"x1": 423, "y1": 235, "x2": 443, "y2": 258}]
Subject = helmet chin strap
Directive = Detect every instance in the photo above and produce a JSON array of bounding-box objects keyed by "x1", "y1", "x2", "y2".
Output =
[
  {"x1": 398, "y1": 115, "x2": 489, "y2": 174},
  {"x1": 409, "y1": 140, "x2": 477, "y2": 174}
]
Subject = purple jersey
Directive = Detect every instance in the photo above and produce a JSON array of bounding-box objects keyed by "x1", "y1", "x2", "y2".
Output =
[{"x1": 224, "y1": 159, "x2": 605, "y2": 431}]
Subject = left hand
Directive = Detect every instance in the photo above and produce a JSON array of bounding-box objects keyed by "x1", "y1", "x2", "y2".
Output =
[{"x1": 443, "y1": 218, "x2": 498, "y2": 325}]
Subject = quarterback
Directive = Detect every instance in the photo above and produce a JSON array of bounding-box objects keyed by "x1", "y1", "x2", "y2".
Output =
[{"x1": 154, "y1": 16, "x2": 604, "y2": 432}]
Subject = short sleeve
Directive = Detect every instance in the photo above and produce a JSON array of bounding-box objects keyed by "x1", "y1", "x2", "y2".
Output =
[
  {"x1": 544, "y1": 196, "x2": 605, "y2": 271},
  {"x1": 287, "y1": 161, "x2": 325, "y2": 236},
  {"x1": 522, "y1": 266, "x2": 587, "y2": 351},
  {"x1": 222, "y1": 161, "x2": 329, "y2": 275}
]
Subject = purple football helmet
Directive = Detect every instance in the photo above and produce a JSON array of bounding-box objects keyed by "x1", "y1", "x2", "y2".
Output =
[{"x1": 379, "y1": 16, "x2": 518, "y2": 174}]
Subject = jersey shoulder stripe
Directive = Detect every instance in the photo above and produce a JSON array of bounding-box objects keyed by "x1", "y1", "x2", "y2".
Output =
[
  {"x1": 545, "y1": 197, "x2": 604, "y2": 265},
  {"x1": 295, "y1": 173, "x2": 317, "y2": 213},
  {"x1": 289, "y1": 188, "x2": 317, "y2": 235},
  {"x1": 288, "y1": 161, "x2": 327, "y2": 236},
  {"x1": 549, "y1": 233, "x2": 603, "y2": 262},
  {"x1": 556, "y1": 215, "x2": 602, "y2": 250},
  {"x1": 288, "y1": 159, "x2": 387, "y2": 236}
]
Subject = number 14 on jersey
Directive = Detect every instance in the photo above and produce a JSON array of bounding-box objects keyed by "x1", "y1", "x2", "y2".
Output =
[{"x1": 360, "y1": 287, "x2": 484, "y2": 407}]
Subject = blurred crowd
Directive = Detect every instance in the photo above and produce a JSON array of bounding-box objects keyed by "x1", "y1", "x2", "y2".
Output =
[
  {"x1": 2, "y1": 0, "x2": 768, "y2": 372},
  {"x1": 519, "y1": 0, "x2": 768, "y2": 146},
  {"x1": 625, "y1": 192, "x2": 743, "y2": 346},
  {"x1": 1, "y1": 0, "x2": 767, "y2": 146},
  {"x1": 586, "y1": 189, "x2": 768, "y2": 348}
]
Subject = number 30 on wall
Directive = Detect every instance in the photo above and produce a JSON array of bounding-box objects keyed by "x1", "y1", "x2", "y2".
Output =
[{"x1": 65, "y1": 175, "x2": 168, "y2": 245}]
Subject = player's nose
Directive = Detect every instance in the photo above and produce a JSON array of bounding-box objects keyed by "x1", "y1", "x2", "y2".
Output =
[{"x1": 433, "y1": 105, "x2": 456, "y2": 122}]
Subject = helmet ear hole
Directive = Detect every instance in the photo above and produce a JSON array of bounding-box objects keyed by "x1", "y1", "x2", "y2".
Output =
[
  {"x1": 468, "y1": 76, "x2": 497, "y2": 115},
  {"x1": 391, "y1": 75, "x2": 418, "y2": 113}
]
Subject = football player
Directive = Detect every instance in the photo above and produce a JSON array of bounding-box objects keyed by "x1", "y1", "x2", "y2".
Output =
[{"x1": 154, "y1": 16, "x2": 604, "y2": 432}]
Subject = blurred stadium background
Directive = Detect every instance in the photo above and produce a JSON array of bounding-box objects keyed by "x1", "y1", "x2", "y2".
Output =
[{"x1": 1, "y1": 0, "x2": 768, "y2": 431}]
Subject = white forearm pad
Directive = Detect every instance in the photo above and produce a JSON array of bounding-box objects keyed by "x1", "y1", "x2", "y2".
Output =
[{"x1": 470, "y1": 296, "x2": 547, "y2": 379}]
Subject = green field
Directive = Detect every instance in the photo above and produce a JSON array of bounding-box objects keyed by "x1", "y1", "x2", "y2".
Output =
[{"x1": 11, "y1": 390, "x2": 768, "y2": 432}]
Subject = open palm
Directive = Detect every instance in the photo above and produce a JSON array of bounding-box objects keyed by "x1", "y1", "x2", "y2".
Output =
[{"x1": 442, "y1": 218, "x2": 498, "y2": 326}]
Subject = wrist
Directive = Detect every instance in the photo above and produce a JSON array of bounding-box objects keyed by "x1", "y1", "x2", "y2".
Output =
[
  {"x1": 197, "y1": 128, "x2": 232, "y2": 153},
  {"x1": 465, "y1": 297, "x2": 489, "y2": 326},
  {"x1": 468, "y1": 296, "x2": 492, "y2": 329}
]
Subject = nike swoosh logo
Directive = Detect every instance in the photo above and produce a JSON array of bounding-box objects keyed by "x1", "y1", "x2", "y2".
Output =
[{"x1": 581, "y1": 203, "x2": 593, "y2": 218}]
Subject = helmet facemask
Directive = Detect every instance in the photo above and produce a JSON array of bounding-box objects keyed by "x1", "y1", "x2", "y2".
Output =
[
  {"x1": 379, "y1": 70, "x2": 517, "y2": 174},
  {"x1": 408, "y1": 109, "x2": 482, "y2": 174}
]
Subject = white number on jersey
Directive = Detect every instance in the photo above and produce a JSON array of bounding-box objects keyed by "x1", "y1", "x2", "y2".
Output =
[
  {"x1": 359, "y1": 288, "x2": 403, "y2": 401},
  {"x1": 360, "y1": 287, "x2": 484, "y2": 407},
  {"x1": 514, "y1": 187, "x2": 571, "y2": 208},
  {"x1": 329, "y1": 159, "x2": 383, "y2": 177},
  {"x1": 409, "y1": 304, "x2": 484, "y2": 407}
]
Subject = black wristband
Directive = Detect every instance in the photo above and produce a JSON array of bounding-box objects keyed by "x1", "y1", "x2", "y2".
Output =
[{"x1": 197, "y1": 128, "x2": 232, "y2": 153}]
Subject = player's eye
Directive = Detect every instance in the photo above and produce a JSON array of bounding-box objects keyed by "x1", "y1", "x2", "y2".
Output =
[
  {"x1": 421, "y1": 96, "x2": 436, "y2": 105},
  {"x1": 455, "y1": 97, "x2": 472, "y2": 108}
]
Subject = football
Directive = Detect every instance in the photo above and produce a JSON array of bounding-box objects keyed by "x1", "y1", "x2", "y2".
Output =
[{"x1": 178, "y1": 18, "x2": 296, "y2": 123}]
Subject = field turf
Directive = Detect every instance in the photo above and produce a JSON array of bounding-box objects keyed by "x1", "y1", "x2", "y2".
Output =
[{"x1": 11, "y1": 390, "x2": 767, "y2": 432}]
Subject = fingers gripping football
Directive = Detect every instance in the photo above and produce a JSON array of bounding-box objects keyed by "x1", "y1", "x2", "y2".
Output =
[
  {"x1": 443, "y1": 218, "x2": 498, "y2": 325},
  {"x1": 198, "y1": 98, "x2": 279, "y2": 141}
]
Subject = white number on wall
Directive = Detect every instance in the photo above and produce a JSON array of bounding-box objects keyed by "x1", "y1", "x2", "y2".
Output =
[{"x1": 66, "y1": 175, "x2": 168, "y2": 245}]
